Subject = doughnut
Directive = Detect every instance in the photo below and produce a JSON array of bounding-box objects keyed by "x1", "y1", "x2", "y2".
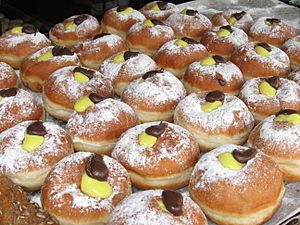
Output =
[
  {"x1": 108, "y1": 190, "x2": 208, "y2": 225},
  {"x1": 239, "y1": 76, "x2": 300, "y2": 123},
  {"x1": 200, "y1": 25, "x2": 248, "y2": 58},
  {"x1": 165, "y1": 8, "x2": 212, "y2": 39},
  {"x1": 139, "y1": 1, "x2": 179, "y2": 21},
  {"x1": 72, "y1": 33, "x2": 128, "y2": 70},
  {"x1": 211, "y1": 10, "x2": 253, "y2": 32},
  {"x1": 153, "y1": 37, "x2": 208, "y2": 78},
  {"x1": 0, "y1": 61, "x2": 18, "y2": 89},
  {"x1": 282, "y1": 35, "x2": 300, "y2": 70},
  {"x1": 183, "y1": 55, "x2": 244, "y2": 95},
  {"x1": 66, "y1": 96, "x2": 138, "y2": 154},
  {"x1": 0, "y1": 174, "x2": 57, "y2": 224},
  {"x1": 231, "y1": 42, "x2": 290, "y2": 80},
  {"x1": 121, "y1": 69, "x2": 186, "y2": 122},
  {"x1": 126, "y1": 19, "x2": 175, "y2": 56},
  {"x1": 43, "y1": 66, "x2": 114, "y2": 121},
  {"x1": 20, "y1": 46, "x2": 80, "y2": 92},
  {"x1": 41, "y1": 152, "x2": 132, "y2": 225},
  {"x1": 0, "y1": 121, "x2": 73, "y2": 191},
  {"x1": 0, "y1": 25, "x2": 51, "y2": 69},
  {"x1": 0, "y1": 88, "x2": 44, "y2": 133},
  {"x1": 99, "y1": 51, "x2": 157, "y2": 96},
  {"x1": 248, "y1": 17, "x2": 296, "y2": 46},
  {"x1": 288, "y1": 69, "x2": 300, "y2": 85},
  {"x1": 49, "y1": 14, "x2": 101, "y2": 48},
  {"x1": 101, "y1": 6, "x2": 146, "y2": 38},
  {"x1": 189, "y1": 144, "x2": 285, "y2": 225},
  {"x1": 174, "y1": 91, "x2": 254, "y2": 151},
  {"x1": 112, "y1": 122, "x2": 200, "y2": 189},
  {"x1": 248, "y1": 110, "x2": 300, "y2": 181}
]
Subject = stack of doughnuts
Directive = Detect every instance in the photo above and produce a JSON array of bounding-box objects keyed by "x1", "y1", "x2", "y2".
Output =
[{"x1": 0, "y1": 2, "x2": 299, "y2": 224}]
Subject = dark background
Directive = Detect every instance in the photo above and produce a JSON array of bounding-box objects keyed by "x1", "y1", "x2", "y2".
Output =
[{"x1": 0, "y1": 0, "x2": 188, "y2": 33}]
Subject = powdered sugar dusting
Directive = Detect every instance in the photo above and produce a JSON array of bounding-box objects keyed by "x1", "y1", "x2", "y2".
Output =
[
  {"x1": 111, "y1": 7, "x2": 146, "y2": 22},
  {"x1": 239, "y1": 42, "x2": 290, "y2": 70},
  {"x1": 282, "y1": 35, "x2": 300, "y2": 55},
  {"x1": 0, "y1": 121, "x2": 71, "y2": 174},
  {"x1": 288, "y1": 70, "x2": 300, "y2": 85},
  {"x1": 108, "y1": 190, "x2": 204, "y2": 225},
  {"x1": 1, "y1": 31, "x2": 50, "y2": 48},
  {"x1": 45, "y1": 152, "x2": 130, "y2": 211},
  {"x1": 165, "y1": 10, "x2": 211, "y2": 36},
  {"x1": 0, "y1": 88, "x2": 42, "y2": 128},
  {"x1": 239, "y1": 77, "x2": 300, "y2": 105},
  {"x1": 26, "y1": 46, "x2": 79, "y2": 63},
  {"x1": 249, "y1": 17, "x2": 294, "y2": 39},
  {"x1": 66, "y1": 98, "x2": 136, "y2": 136},
  {"x1": 112, "y1": 122, "x2": 198, "y2": 171},
  {"x1": 78, "y1": 34, "x2": 124, "y2": 52},
  {"x1": 202, "y1": 26, "x2": 248, "y2": 49},
  {"x1": 48, "y1": 66, "x2": 113, "y2": 102},
  {"x1": 191, "y1": 144, "x2": 264, "y2": 190},
  {"x1": 0, "y1": 62, "x2": 16, "y2": 80},
  {"x1": 156, "y1": 39, "x2": 206, "y2": 55},
  {"x1": 254, "y1": 116, "x2": 300, "y2": 149},
  {"x1": 187, "y1": 60, "x2": 243, "y2": 83},
  {"x1": 122, "y1": 71, "x2": 186, "y2": 107},
  {"x1": 140, "y1": 1, "x2": 179, "y2": 20},
  {"x1": 128, "y1": 22, "x2": 175, "y2": 38},
  {"x1": 100, "y1": 53, "x2": 157, "y2": 83},
  {"x1": 174, "y1": 92, "x2": 254, "y2": 131}
]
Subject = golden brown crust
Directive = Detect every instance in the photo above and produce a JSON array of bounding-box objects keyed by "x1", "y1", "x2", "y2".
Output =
[
  {"x1": 183, "y1": 61, "x2": 244, "y2": 95},
  {"x1": 102, "y1": 8, "x2": 146, "y2": 34},
  {"x1": 0, "y1": 89, "x2": 44, "y2": 133},
  {"x1": 282, "y1": 36, "x2": 300, "y2": 69},
  {"x1": 0, "y1": 62, "x2": 18, "y2": 89},
  {"x1": 231, "y1": 42, "x2": 290, "y2": 79},
  {"x1": 66, "y1": 99, "x2": 139, "y2": 142},
  {"x1": 0, "y1": 174, "x2": 58, "y2": 225},
  {"x1": 154, "y1": 40, "x2": 208, "y2": 76},
  {"x1": 189, "y1": 146, "x2": 284, "y2": 217},
  {"x1": 20, "y1": 47, "x2": 80, "y2": 92},
  {"x1": 0, "y1": 30, "x2": 51, "y2": 69},
  {"x1": 249, "y1": 17, "x2": 296, "y2": 46},
  {"x1": 126, "y1": 23, "x2": 175, "y2": 55},
  {"x1": 49, "y1": 14, "x2": 101, "y2": 48},
  {"x1": 41, "y1": 152, "x2": 132, "y2": 225},
  {"x1": 43, "y1": 66, "x2": 114, "y2": 110},
  {"x1": 139, "y1": 1, "x2": 179, "y2": 21},
  {"x1": 72, "y1": 34, "x2": 128, "y2": 70}
]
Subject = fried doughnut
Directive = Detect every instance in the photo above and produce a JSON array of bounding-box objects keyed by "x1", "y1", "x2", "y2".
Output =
[
  {"x1": 66, "y1": 97, "x2": 138, "y2": 154},
  {"x1": 20, "y1": 46, "x2": 80, "y2": 92},
  {"x1": 49, "y1": 14, "x2": 101, "y2": 48},
  {"x1": 248, "y1": 110, "x2": 300, "y2": 181},
  {"x1": 0, "y1": 121, "x2": 73, "y2": 191},
  {"x1": 174, "y1": 91, "x2": 254, "y2": 151},
  {"x1": 0, "y1": 61, "x2": 18, "y2": 89},
  {"x1": 189, "y1": 144, "x2": 285, "y2": 225},
  {"x1": 0, "y1": 88, "x2": 44, "y2": 133},
  {"x1": 121, "y1": 70, "x2": 186, "y2": 122},
  {"x1": 108, "y1": 190, "x2": 208, "y2": 225},
  {"x1": 0, "y1": 25, "x2": 51, "y2": 69},
  {"x1": 249, "y1": 17, "x2": 296, "y2": 46},
  {"x1": 102, "y1": 6, "x2": 146, "y2": 38},
  {"x1": 72, "y1": 33, "x2": 128, "y2": 70},
  {"x1": 43, "y1": 66, "x2": 114, "y2": 121},
  {"x1": 183, "y1": 55, "x2": 244, "y2": 95},
  {"x1": 231, "y1": 42, "x2": 290, "y2": 80},
  {"x1": 112, "y1": 122, "x2": 200, "y2": 189},
  {"x1": 139, "y1": 1, "x2": 179, "y2": 21},
  {"x1": 154, "y1": 37, "x2": 208, "y2": 78},
  {"x1": 165, "y1": 8, "x2": 211, "y2": 39},
  {"x1": 99, "y1": 51, "x2": 157, "y2": 96},
  {"x1": 41, "y1": 152, "x2": 132, "y2": 225},
  {"x1": 282, "y1": 35, "x2": 300, "y2": 70},
  {"x1": 239, "y1": 76, "x2": 300, "y2": 123}
]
